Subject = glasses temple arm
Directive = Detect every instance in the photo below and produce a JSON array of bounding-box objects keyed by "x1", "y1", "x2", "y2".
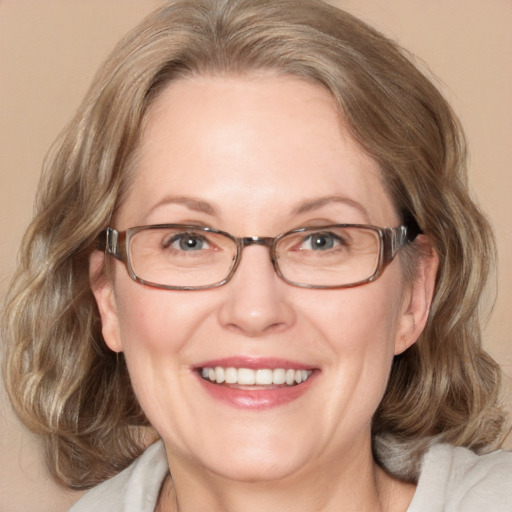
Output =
[{"x1": 96, "y1": 227, "x2": 125, "y2": 261}]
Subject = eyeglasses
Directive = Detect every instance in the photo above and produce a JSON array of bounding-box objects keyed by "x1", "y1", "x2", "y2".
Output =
[{"x1": 100, "y1": 222, "x2": 420, "y2": 290}]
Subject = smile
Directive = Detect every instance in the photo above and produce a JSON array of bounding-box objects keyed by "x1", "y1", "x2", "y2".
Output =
[{"x1": 201, "y1": 367, "x2": 313, "y2": 386}]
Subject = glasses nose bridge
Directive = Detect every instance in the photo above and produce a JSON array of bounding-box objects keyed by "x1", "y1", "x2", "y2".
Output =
[
  {"x1": 234, "y1": 236, "x2": 277, "y2": 273},
  {"x1": 239, "y1": 236, "x2": 275, "y2": 249}
]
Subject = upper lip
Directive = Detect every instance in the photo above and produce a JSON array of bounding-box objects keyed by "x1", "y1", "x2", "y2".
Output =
[{"x1": 193, "y1": 356, "x2": 316, "y2": 371}]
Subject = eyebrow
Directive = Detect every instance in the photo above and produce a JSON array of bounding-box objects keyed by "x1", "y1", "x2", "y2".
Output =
[
  {"x1": 292, "y1": 195, "x2": 370, "y2": 219},
  {"x1": 146, "y1": 194, "x2": 369, "y2": 221},
  {"x1": 147, "y1": 196, "x2": 218, "y2": 216}
]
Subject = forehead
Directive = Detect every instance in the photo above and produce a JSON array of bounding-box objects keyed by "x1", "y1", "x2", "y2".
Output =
[{"x1": 120, "y1": 74, "x2": 397, "y2": 230}]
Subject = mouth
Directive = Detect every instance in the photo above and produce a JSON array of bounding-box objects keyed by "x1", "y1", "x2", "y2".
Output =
[
  {"x1": 200, "y1": 366, "x2": 313, "y2": 387},
  {"x1": 194, "y1": 358, "x2": 317, "y2": 409}
]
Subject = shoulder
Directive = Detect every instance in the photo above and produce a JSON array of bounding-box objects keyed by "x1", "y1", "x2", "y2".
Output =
[
  {"x1": 68, "y1": 441, "x2": 169, "y2": 512},
  {"x1": 409, "y1": 443, "x2": 512, "y2": 512}
]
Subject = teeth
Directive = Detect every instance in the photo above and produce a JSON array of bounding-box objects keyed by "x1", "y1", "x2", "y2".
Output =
[
  {"x1": 238, "y1": 368, "x2": 255, "y2": 385},
  {"x1": 225, "y1": 367, "x2": 237, "y2": 384},
  {"x1": 273, "y1": 368, "x2": 286, "y2": 385},
  {"x1": 200, "y1": 366, "x2": 312, "y2": 386},
  {"x1": 215, "y1": 366, "x2": 225, "y2": 383},
  {"x1": 255, "y1": 369, "x2": 273, "y2": 385}
]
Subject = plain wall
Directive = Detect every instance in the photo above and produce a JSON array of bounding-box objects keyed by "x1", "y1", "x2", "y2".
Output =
[{"x1": 1, "y1": 1, "x2": 511, "y2": 511}]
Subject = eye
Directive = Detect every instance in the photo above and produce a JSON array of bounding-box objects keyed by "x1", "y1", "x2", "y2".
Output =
[
  {"x1": 300, "y1": 231, "x2": 344, "y2": 251},
  {"x1": 164, "y1": 232, "x2": 211, "y2": 252}
]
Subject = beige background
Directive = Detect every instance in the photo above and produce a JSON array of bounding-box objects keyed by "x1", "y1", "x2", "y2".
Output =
[{"x1": 1, "y1": 1, "x2": 511, "y2": 511}]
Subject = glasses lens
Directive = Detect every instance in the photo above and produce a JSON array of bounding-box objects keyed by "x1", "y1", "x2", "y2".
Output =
[
  {"x1": 276, "y1": 226, "x2": 381, "y2": 287},
  {"x1": 128, "y1": 227, "x2": 237, "y2": 288}
]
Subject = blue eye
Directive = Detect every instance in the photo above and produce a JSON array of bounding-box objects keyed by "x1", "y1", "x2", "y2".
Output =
[
  {"x1": 302, "y1": 232, "x2": 342, "y2": 250},
  {"x1": 165, "y1": 233, "x2": 210, "y2": 251}
]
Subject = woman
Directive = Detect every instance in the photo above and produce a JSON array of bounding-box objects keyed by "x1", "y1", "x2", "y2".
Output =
[{"x1": 2, "y1": 0, "x2": 510, "y2": 510}]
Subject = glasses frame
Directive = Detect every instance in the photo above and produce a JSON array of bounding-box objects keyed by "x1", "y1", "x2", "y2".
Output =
[{"x1": 99, "y1": 222, "x2": 420, "y2": 291}]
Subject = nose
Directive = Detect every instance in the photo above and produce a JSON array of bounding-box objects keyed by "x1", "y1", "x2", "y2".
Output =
[{"x1": 217, "y1": 245, "x2": 296, "y2": 337}]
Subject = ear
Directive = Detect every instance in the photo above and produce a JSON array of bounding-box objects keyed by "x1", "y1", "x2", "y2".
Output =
[
  {"x1": 394, "y1": 237, "x2": 439, "y2": 355},
  {"x1": 89, "y1": 250, "x2": 123, "y2": 353}
]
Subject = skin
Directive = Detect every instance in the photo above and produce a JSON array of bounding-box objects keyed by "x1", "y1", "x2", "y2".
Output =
[{"x1": 91, "y1": 74, "x2": 438, "y2": 512}]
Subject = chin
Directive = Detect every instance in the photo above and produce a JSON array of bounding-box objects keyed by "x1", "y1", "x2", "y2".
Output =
[
  {"x1": 167, "y1": 426, "x2": 313, "y2": 484},
  {"x1": 205, "y1": 452, "x2": 304, "y2": 483}
]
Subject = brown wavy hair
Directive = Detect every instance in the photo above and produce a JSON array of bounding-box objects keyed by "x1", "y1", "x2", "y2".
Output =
[{"x1": 2, "y1": 0, "x2": 506, "y2": 489}]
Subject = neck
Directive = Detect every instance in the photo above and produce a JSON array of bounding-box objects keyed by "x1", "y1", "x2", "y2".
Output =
[{"x1": 158, "y1": 439, "x2": 415, "y2": 512}]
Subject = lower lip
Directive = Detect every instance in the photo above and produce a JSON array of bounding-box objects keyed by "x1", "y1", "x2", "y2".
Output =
[{"x1": 196, "y1": 372, "x2": 316, "y2": 410}]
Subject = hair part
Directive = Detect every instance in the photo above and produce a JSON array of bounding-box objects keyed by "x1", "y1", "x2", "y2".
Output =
[{"x1": 2, "y1": 0, "x2": 506, "y2": 488}]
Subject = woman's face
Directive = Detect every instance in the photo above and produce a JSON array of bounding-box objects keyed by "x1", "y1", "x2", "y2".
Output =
[{"x1": 92, "y1": 75, "x2": 433, "y2": 482}]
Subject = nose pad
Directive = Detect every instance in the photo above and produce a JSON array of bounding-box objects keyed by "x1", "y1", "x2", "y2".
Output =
[{"x1": 217, "y1": 245, "x2": 295, "y2": 337}]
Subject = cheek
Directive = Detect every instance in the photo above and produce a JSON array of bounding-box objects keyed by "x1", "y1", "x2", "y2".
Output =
[
  {"x1": 306, "y1": 277, "x2": 404, "y2": 354},
  {"x1": 112, "y1": 276, "x2": 218, "y2": 361},
  {"x1": 304, "y1": 272, "x2": 405, "y2": 399},
  {"x1": 110, "y1": 280, "x2": 213, "y2": 424},
  {"x1": 116, "y1": 290, "x2": 168, "y2": 356}
]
